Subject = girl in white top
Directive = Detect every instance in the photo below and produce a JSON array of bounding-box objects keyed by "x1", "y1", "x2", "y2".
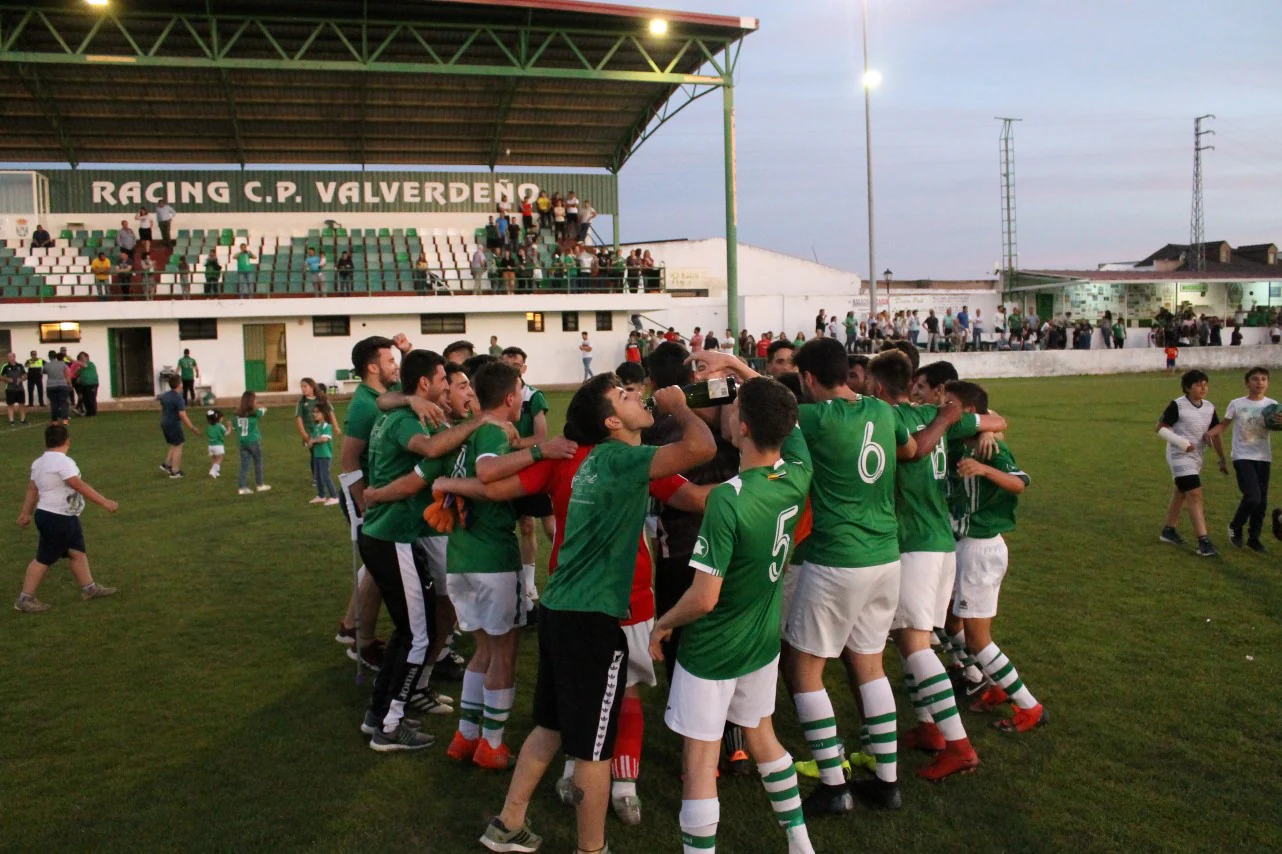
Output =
[
  {"x1": 14, "y1": 423, "x2": 119, "y2": 613},
  {"x1": 137, "y1": 207, "x2": 154, "y2": 252},
  {"x1": 1207, "y1": 366, "x2": 1280, "y2": 548}
]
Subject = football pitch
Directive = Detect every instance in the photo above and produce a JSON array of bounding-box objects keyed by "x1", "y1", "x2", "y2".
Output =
[{"x1": 2, "y1": 370, "x2": 1279, "y2": 853}]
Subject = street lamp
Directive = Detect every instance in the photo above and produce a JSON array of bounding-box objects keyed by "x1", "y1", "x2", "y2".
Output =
[
  {"x1": 860, "y1": 0, "x2": 879, "y2": 328},
  {"x1": 883, "y1": 268, "x2": 893, "y2": 316}
]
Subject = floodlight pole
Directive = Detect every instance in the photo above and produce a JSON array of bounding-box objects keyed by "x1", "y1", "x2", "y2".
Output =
[
  {"x1": 862, "y1": 0, "x2": 878, "y2": 324},
  {"x1": 611, "y1": 170, "x2": 621, "y2": 257},
  {"x1": 723, "y1": 81, "x2": 739, "y2": 336}
]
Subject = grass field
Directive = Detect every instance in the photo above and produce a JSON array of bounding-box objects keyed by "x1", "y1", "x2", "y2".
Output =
[{"x1": 2, "y1": 370, "x2": 1280, "y2": 853}]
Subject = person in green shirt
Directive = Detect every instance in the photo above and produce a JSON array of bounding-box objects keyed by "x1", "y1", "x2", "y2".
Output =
[
  {"x1": 652, "y1": 378, "x2": 818, "y2": 854},
  {"x1": 943, "y1": 380, "x2": 1046, "y2": 736},
  {"x1": 1113, "y1": 317, "x2": 1127, "y2": 349},
  {"x1": 234, "y1": 243, "x2": 256, "y2": 298},
  {"x1": 488, "y1": 336, "x2": 503, "y2": 358},
  {"x1": 231, "y1": 392, "x2": 269, "y2": 494},
  {"x1": 177, "y1": 349, "x2": 199, "y2": 404},
  {"x1": 296, "y1": 378, "x2": 341, "y2": 487},
  {"x1": 205, "y1": 409, "x2": 227, "y2": 479},
  {"x1": 307, "y1": 406, "x2": 339, "y2": 505},
  {"x1": 500, "y1": 346, "x2": 554, "y2": 606},
  {"x1": 75, "y1": 352, "x2": 100, "y2": 417}
]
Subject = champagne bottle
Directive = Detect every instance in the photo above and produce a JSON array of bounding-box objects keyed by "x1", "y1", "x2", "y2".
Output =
[{"x1": 646, "y1": 376, "x2": 738, "y2": 410}]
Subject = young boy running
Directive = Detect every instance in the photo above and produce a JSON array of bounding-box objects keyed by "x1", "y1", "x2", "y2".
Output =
[
  {"x1": 1156, "y1": 369, "x2": 1228, "y2": 556},
  {"x1": 654, "y1": 377, "x2": 818, "y2": 854},
  {"x1": 944, "y1": 381, "x2": 1048, "y2": 733},
  {"x1": 14, "y1": 424, "x2": 119, "y2": 613},
  {"x1": 1207, "y1": 366, "x2": 1278, "y2": 552}
]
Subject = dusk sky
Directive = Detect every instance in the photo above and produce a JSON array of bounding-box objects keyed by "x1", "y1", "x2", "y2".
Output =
[{"x1": 617, "y1": 0, "x2": 1282, "y2": 279}]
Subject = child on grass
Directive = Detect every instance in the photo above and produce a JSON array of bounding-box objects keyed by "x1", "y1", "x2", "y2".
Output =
[
  {"x1": 206, "y1": 408, "x2": 227, "y2": 479},
  {"x1": 14, "y1": 423, "x2": 119, "y2": 614},
  {"x1": 308, "y1": 403, "x2": 339, "y2": 505},
  {"x1": 1164, "y1": 344, "x2": 1179, "y2": 374},
  {"x1": 1206, "y1": 366, "x2": 1280, "y2": 552},
  {"x1": 233, "y1": 392, "x2": 271, "y2": 496},
  {"x1": 1156, "y1": 369, "x2": 1228, "y2": 556}
]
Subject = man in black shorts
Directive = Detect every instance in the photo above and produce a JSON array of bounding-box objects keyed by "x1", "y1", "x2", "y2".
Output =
[
  {"x1": 479, "y1": 374, "x2": 716, "y2": 854},
  {"x1": 3, "y1": 352, "x2": 27, "y2": 426},
  {"x1": 158, "y1": 375, "x2": 197, "y2": 478}
]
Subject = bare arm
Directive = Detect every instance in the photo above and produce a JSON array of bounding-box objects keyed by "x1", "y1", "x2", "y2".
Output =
[
  {"x1": 17, "y1": 481, "x2": 38, "y2": 525},
  {"x1": 361, "y1": 470, "x2": 427, "y2": 507},
  {"x1": 433, "y1": 474, "x2": 528, "y2": 503},
  {"x1": 648, "y1": 389, "x2": 717, "y2": 480},
  {"x1": 180, "y1": 410, "x2": 197, "y2": 431},
  {"x1": 376, "y1": 391, "x2": 445, "y2": 427},
  {"x1": 649, "y1": 572, "x2": 723, "y2": 658},
  {"x1": 406, "y1": 416, "x2": 491, "y2": 461},
  {"x1": 908, "y1": 400, "x2": 962, "y2": 462},
  {"x1": 65, "y1": 476, "x2": 119, "y2": 512},
  {"x1": 956, "y1": 458, "x2": 1026, "y2": 495},
  {"x1": 475, "y1": 436, "x2": 577, "y2": 484},
  {"x1": 296, "y1": 415, "x2": 309, "y2": 442},
  {"x1": 511, "y1": 410, "x2": 549, "y2": 451},
  {"x1": 1205, "y1": 417, "x2": 1231, "y2": 441},
  {"x1": 665, "y1": 482, "x2": 713, "y2": 515}
]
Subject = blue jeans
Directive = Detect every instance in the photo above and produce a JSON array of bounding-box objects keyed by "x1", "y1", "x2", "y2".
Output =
[
  {"x1": 582, "y1": 358, "x2": 593, "y2": 381},
  {"x1": 972, "y1": 328, "x2": 982, "y2": 348},
  {"x1": 312, "y1": 456, "x2": 337, "y2": 499},
  {"x1": 238, "y1": 442, "x2": 264, "y2": 489},
  {"x1": 238, "y1": 271, "x2": 254, "y2": 297}
]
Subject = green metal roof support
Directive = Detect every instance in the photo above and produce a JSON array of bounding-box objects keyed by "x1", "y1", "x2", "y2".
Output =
[{"x1": 722, "y1": 78, "x2": 739, "y2": 337}]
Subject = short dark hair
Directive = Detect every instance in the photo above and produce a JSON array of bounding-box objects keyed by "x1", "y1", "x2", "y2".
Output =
[
  {"x1": 461, "y1": 353, "x2": 496, "y2": 378},
  {"x1": 766, "y1": 339, "x2": 795, "y2": 360},
  {"x1": 944, "y1": 379, "x2": 989, "y2": 414},
  {"x1": 881, "y1": 338, "x2": 920, "y2": 371},
  {"x1": 502, "y1": 346, "x2": 529, "y2": 362},
  {"x1": 615, "y1": 361, "x2": 646, "y2": 386},
  {"x1": 1245, "y1": 366, "x2": 1270, "y2": 382},
  {"x1": 45, "y1": 423, "x2": 69, "y2": 448},
  {"x1": 472, "y1": 360, "x2": 521, "y2": 411},
  {"x1": 1181, "y1": 369, "x2": 1209, "y2": 392},
  {"x1": 444, "y1": 340, "x2": 475, "y2": 359},
  {"x1": 168, "y1": 375, "x2": 182, "y2": 389},
  {"x1": 206, "y1": 408, "x2": 222, "y2": 425},
  {"x1": 564, "y1": 373, "x2": 621, "y2": 445},
  {"x1": 848, "y1": 353, "x2": 870, "y2": 370},
  {"x1": 183, "y1": 348, "x2": 190, "y2": 356},
  {"x1": 794, "y1": 338, "x2": 847, "y2": 389},
  {"x1": 646, "y1": 341, "x2": 692, "y2": 390},
  {"x1": 913, "y1": 361, "x2": 959, "y2": 390},
  {"x1": 401, "y1": 349, "x2": 446, "y2": 396},
  {"x1": 351, "y1": 336, "x2": 394, "y2": 379},
  {"x1": 444, "y1": 362, "x2": 468, "y2": 382},
  {"x1": 776, "y1": 371, "x2": 803, "y2": 399},
  {"x1": 737, "y1": 377, "x2": 798, "y2": 450},
  {"x1": 869, "y1": 350, "x2": 913, "y2": 398}
]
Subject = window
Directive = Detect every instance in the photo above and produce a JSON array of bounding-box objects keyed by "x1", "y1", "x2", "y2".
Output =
[
  {"x1": 561, "y1": 311, "x2": 579, "y2": 332},
  {"x1": 526, "y1": 312, "x2": 545, "y2": 333},
  {"x1": 39, "y1": 321, "x2": 80, "y2": 343},
  {"x1": 421, "y1": 313, "x2": 466, "y2": 334},
  {"x1": 595, "y1": 311, "x2": 613, "y2": 332},
  {"x1": 178, "y1": 318, "x2": 218, "y2": 340},
  {"x1": 313, "y1": 316, "x2": 350, "y2": 337}
]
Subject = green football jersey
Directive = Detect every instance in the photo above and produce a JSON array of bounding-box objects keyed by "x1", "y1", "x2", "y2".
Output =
[
  {"x1": 446, "y1": 422, "x2": 520, "y2": 573},
  {"x1": 797, "y1": 396, "x2": 909, "y2": 568},
  {"x1": 894, "y1": 404, "x2": 980, "y2": 553},
  {"x1": 310, "y1": 421, "x2": 334, "y2": 460},
  {"x1": 363, "y1": 409, "x2": 436, "y2": 542},
  {"x1": 177, "y1": 356, "x2": 197, "y2": 380},
  {"x1": 343, "y1": 382, "x2": 385, "y2": 475},
  {"x1": 950, "y1": 439, "x2": 1028, "y2": 539},
  {"x1": 233, "y1": 408, "x2": 266, "y2": 443},
  {"x1": 541, "y1": 441, "x2": 659, "y2": 619},
  {"x1": 205, "y1": 422, "x2": 227, "y2": 446},
  {"x1": 679, "y1": 429, "x2": 812, "y2": 680},
  {"x1": 295, "y1": 396, "x2": 320, "y2": 422},
  {"x1": 516, "y1": 385, "x2": 548, "y2": 439}
]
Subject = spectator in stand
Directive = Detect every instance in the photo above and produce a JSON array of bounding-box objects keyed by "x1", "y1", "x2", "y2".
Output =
[
  {"x1": 116, "y1": 220, "x2": 136, "y2": 257},
  {"x1": 664, "y1": 327, "x2": 680, "y2": 343},
  {"x1": 703, "y1": 329, "x2": 719, "y2": 353},
  {"x1": 498, "y1": 248, "x2": 517, "y2": 294},
  {"x1": 1097, "y1": 312, "x2": 1113, "y2": 349},
  {"x1": 138, "y1": 251, "x2": 155, "y2": 300},
  {"x1": 720, "y1": 329, "x2": 734, "y2": 354},
  {"x1": 794, "y1": 331, "x2": 806, "y2": 347},
  {"x1": 625, "y1": 249, "x2": 641, "y2": 294},
  {"x1": 156, "y1": 200, "x2": 177, "y2": 248},
  {"x1": 1231, "y1": 324, "x2": 1243, "y2": 346},
  {"x1": 552, "y1": 195, "x2": 567, "y2": 241},
  {"x1": 536, "y1": 190, "x2": 552, "y2": 233},
  {"x1": 972, "y1": 308, "x2": 984, "y2": 350},
  {"x1": 815, "y1": 309, "x2": 826, "y2": 337},
  {"x1": 995, "y1": 326, "x2": 1012, "y2": 351},
  {"x1": 485, "y1": 216, "x2": 502, "y2": 252},
  {"x1": 115, "y1": 253, "x2": 134, "y2": 300},
  {"x1": 924, "y1": 308, "x2": 941, "y2": 352},
  {"x1": 844, "y1": 311, "x2": 857, "y2": 353},
  {"x1": 235, "y1": 244, "x2": 256, "y2": 298},
  {"x1": 641, "y1": 249, "x2": 659, "y2": 292},
  {"x1": 956, "y1": 305, "x2": 970, "y2": 350},
  {"x1": 414, "y1": 250, "x2": 430, "y2": 293},
  {"x1": 995, "y1": 306, "x2": 1008, "y2": 340},
  {"x1": 755, "y1": 332, "x2": 771, "y2": 362},
  {"x1": 579, "y1": 199, "x2": 597, "y2": 242},
  {"x1": 521, "y1": 194, "x2": 535, "y2": 234},
  {"x1": 337, "y1": 250, "x2": 354, "y2": 293},
  {"x1": 737, "y1": 329, "x2": 751, "y2": 357},
  {"x1": 90, "y1": 251, "x2": 112, "y2": 301},
  {"x1": 470, "y1": 245, "x2": 488, "y2": 295},
  {"x1": 908, "y1": 309, "x2": 921, "y2": 346},
  {"x1": 496, "y1": 194, "x2": 512, "y2": 222},
  {"x1": 578, "y1": 330, "x2": 593, "y2": 381},
  {"x1": 31, "y1": 225, "x2": 53, "y2": 249},
  {"x1": 565, "y1": 191, "x2": 579, "y2": 238},
  {"x1": 576, "y1": 244, "x2": 596, "y2": 292},
  {"x1": 304, "y1": 246, "x2": 325, "y2": 294},
  {"x1": 690, "y1": 327, "x2": 704, "y2": 353},
  {"x1": 1113, "y1": 316, "x2": 1127, "y2": 350},
  {"x1": 136, "y1": 207, "x2": 154, "y2": 253},
  {"x1": 942, "y1": 307, "x2": 955, "y2": 346},
  {"x1": 496, "y1": 212, "x2": 509, "y2": 248},
  {"x1": 625, "y1": 332, "x2": 642, "y2": 363},
  {"x1": 203, "y1": 250, "x2": 222, "y2": 296},
  {"x1": 176, "y1": 255, "x2": 192, "y2": 298},
  {"x1": 826, "y1": 314, "x2": 841, "y2": 341}
]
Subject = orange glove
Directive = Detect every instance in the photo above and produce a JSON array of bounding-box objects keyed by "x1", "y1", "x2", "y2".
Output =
[{"x1": 423, "y1": 491, "x2": 457, "y2": 534}]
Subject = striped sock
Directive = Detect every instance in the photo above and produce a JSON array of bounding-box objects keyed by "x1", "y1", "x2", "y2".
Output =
[
  {"x1": 907, "y1": 649, "x2": 967, "y2": 742},
  {"x1": 976, "y1": 643, "x2": 1038, "y2": 709},
  {"x1": 793, "y1": 690, "x2": 845, "y2": 786},
  {"x1": 943, "y1": 629, "x2": 986, "y2": 683},
  {"x1": 860, "y1": 678, "x2": 898, "y2": 783},
  {"x1": 611, "y1": 695, "x2": 643, "y2": 787},
  {"x1": 482, "y1": 686, "x2": 515, "y2": 748},
  {"x1": 458, "y1": 670, "x2": 484, "y2": 740},
  {"x1": 680, "y1": 797, "x2": 718, "y2": 854},
  {"x1": 900, "y1": 652, "x2": 933, "y2": 723}
]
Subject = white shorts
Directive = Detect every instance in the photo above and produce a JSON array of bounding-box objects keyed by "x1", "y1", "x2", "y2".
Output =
[
  {"x1": 622, "y1": 619, "x2": 657, "y2": 688},
  {"x1": 780, "y1": 562, "x2": 803, "y2": 639},
  {"x1": 783, "y1": 560, "x2": 900, "y2": 656},
  {"x1": 665, "y1": 655, "x2": 779, "y2": 741},
  {"x1": 208, "y1": 445, "x2": 225, "y2": 457},
  {"x1": 891, "y1": 551, "x2": 956, "y2": 632},
  {"x1": 447, "y1": 571, "x2": 526, "y2": 636},
  {"x1": 952, "y1": 535, "x2": 1008, "y2": 619},
  {"x1": 414, "y1": 535, "x2": 448, "y2": 591}
]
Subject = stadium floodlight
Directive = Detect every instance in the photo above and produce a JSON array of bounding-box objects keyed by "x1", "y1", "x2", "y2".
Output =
[
  {"x1": 649, "y1": 18, "x2": 668, "y2": 35},
  {"x1": 84, "y1": 0, "x2": 109, "y2": 7},
  {"x1": 862, "y1": 69, "x2": 883, "y2": 89}
]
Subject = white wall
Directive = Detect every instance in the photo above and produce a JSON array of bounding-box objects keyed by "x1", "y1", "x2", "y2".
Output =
[
  {"x1": 923, "y1": 343, "x2": 1282, "y2": 380},
  {"x1": 624, "y1": 239, "x2": 861, "y2": 299}
]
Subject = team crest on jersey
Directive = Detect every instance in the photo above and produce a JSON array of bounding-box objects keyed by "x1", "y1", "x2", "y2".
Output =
[{"x1": 693, "y1": 536, "x2": 709, "y2": 557}]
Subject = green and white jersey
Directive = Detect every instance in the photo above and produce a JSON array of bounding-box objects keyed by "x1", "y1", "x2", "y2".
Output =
[
  {"x1": 515, "y1": 384, "x2": 548, "y2": 440},
  {"x1": 797, "y1": 396, "x2": 909, "y2": 568},
  {"x1": 234, "y1": 408, "x2": 266, "y2": 443},
  {"x1": 295, "y1": 396, "x2": 320, "y2": 423},
  {"x1": 177, "y1": 355, "x2": 197, "y2": 380},
  {"x1": 363, "y1": 408, "x2": 436, "y2": 543},
  {"x1": 310, "y1": 422, "x2": 334, "y2": 460},
  {"x1": 949, "y1": 439, "x2": 1028, "y2": 539},
  {"x1": 205, "y1": 422, "x2": 227, "y2": 447},
  {"x1": 541, "y1": 441, "x2": 660, "y2": 619},
  {"x1": 894, "y1": 403, "x2": 981, "y2": 553},
  {"x1": 679, "y1": 429, "x2": 812, "y2": 680},
  {"x1": 446, "y1": 422, "x2": 520, "y2": 573},
  {"x1": 343, "y1": 382, "x2": 397, "y2": 475}
]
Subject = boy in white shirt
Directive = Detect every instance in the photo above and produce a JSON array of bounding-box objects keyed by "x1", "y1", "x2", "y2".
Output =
[
  {"x1": 1155, "y1": 370, "x2": 1228, "y2": 557},
  {"x1": 14, "y1": 424, "x2": 120, "y2": 613},
  {"x1": 1208, "y1": 366, "x2": 1280, "y2": 552}
]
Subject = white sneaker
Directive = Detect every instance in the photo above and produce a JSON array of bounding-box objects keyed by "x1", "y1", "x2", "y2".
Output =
[
  {"x1": 255, "y1": 484, "x2": 272, "y2": 492},
  {"x1": 309, "y1": 496, "x2": 326, "y2": 504},
  {"x1": 209, "y1": 470, "x2": 220, "y2": 479},
  {"x1": 323, "y1": 498, "x2": 340, "y2": 506},
  {"x1": 238, "y1": 488, "x2": 252, "y2": 495}
]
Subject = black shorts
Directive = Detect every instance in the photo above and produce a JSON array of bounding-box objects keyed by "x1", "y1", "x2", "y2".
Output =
[
  {"x1": 139, "y1": 228, "x2": 153, "y2": 241},
  {"x1": 1174, "y1": 474, "x2": 1202, "y2": 493},
  {"x1": 532, "y1": 606, "x2": 627, "y2": 761},
  {"x1": 5, "y1": 388, "x2": 23, "y2": 406},
  {"x1": 35, "y1": 509, "x2": 86, "y2": 565},
  {"x1": 161, "y1": 424, "x2": 185, "y2": 446},
  {"x1": 513, "y1": 493, "x2": 553, "y2": 519}
]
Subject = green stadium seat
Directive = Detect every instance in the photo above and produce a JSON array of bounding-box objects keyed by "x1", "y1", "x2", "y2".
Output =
[
  {"x1": 74, "y1": 230, "x2": 88, "y2": 240},
  {"x1": 378, "y1": 228, "x2": 390, "y2": 238},
  {"x1": 60, "y1": 229, "x2": 73, "y2": 240},
  {"x1": 90, "y1": 229, "x2": 103, "y2": 238},
  {"x1": 177, "y1": 229, "x2": 190, "y2": 238},
  {"x1": 406, "y1": 228, "x2": 417, "y2": 237},
  {"x1": 322, "y1": 228, "x2": 334, "y2": 238},
  {"x1": 336, "y1": 228, "x2": 347, "y2": 237},
  {"x1": 192, "y1": 229, "x2": 204, "y2": 238},
  {"x1": 308, "y1": 229, "x2": 320, "y2": 238},
  {"x1": 86, "y1": 237, "x2": 101, "y2": 249},
  {"x1": 235, "y1": 229, "x2": 248, "y2": 238},
  {"x1": 395, "y1": 251, "x2": 409, "y2": 263}
]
